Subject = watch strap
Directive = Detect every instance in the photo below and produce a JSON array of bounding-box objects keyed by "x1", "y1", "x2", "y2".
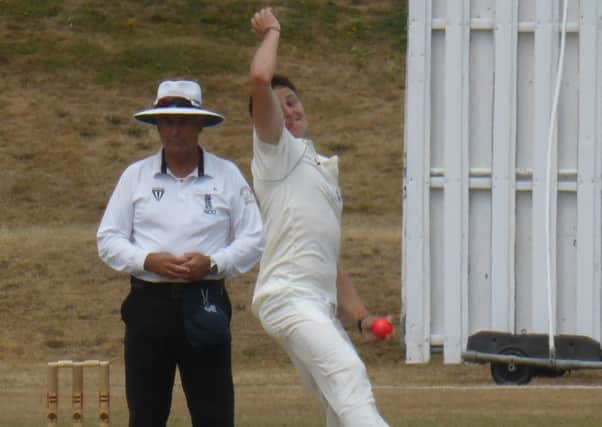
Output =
[{"x1": 209, "y1": 257, "x2": 219, "y2": 275}]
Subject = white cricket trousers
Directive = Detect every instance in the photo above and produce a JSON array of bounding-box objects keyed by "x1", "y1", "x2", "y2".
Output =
[{"x1": 258, "y1": 290, "x2": 390, "y2": 427}]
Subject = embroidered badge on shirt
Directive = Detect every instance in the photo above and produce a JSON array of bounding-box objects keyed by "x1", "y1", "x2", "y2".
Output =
[
  {"x1": 152, "y1": 187, "x2": 165, "y2": 201},
  {"x1": 240, "y1": 186, "x2": 256, "y2": 205},
  {"x1": 204, "y1": 194, "x2": 216, "y2": 215}
]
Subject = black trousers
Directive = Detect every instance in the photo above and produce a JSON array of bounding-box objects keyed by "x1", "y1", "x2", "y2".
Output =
[{"x1": 121, "y1": 279, "x2": 234, "y2": 427}]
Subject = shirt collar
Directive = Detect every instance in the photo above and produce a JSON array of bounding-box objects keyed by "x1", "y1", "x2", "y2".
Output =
[{"x1": 157, "y1": 146, "x2": 206, "y2": 177}]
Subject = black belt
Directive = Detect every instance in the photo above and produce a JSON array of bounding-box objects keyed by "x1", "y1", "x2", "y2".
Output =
[{"x1": 130, "y1": 276, "x2": 225, "y2": 299}]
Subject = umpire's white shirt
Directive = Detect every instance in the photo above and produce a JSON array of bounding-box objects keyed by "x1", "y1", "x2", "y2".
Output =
[
  {"x1": 97, "y1": 148, "x2": 264, "y2": 282},
  {"x1": 251, "y1": 128, "x2": 343, "y2": 312}
]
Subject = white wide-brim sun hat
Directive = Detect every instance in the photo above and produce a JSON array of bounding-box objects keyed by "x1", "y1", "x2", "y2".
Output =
[{"x1": 134, "y1": 80, "x2": 224, "y2": 127}]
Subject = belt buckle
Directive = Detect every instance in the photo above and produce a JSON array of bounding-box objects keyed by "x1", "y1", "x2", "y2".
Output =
[{"x1": 171, "y1": 284, "x2": 184, "y2": 299}]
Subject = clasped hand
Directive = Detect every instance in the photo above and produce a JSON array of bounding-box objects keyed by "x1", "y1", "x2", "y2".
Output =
[{"x1": 143, "y1": 252, "x2": 211, "y2": 281}]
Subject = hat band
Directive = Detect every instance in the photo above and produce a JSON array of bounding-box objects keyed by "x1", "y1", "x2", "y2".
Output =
[{"x1": 153, "y1": 96, "x2": 202, "y2": 109}]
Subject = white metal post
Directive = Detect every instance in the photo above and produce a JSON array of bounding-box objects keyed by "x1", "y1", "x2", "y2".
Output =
[
  {"x1": 403, "y1": 0, "x2": 433, "y2": 363},
  {"x1": 442, "y1": 0, "x2": 470, "y2": 363}
]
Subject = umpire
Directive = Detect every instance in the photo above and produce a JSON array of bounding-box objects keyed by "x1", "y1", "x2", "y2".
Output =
[{"x1": 97, "y1": 79, "x2": 263, "y2": 427}]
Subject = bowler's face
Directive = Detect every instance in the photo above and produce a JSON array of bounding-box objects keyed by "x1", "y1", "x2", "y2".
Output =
[
  {"x1": 274, "y1": 87, "x2": 308, "y2": 138},
  {"x1": 157, "y1": 115, "x2": 203, "y2": 153}
]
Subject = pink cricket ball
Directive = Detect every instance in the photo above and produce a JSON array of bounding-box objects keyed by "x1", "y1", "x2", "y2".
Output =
[{"x1": 371, "y1": 318, "x2": 393, "y2": 339}]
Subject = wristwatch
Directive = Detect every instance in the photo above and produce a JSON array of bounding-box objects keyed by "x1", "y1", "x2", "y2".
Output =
[{"x1": 209, "y1": 257, "x2": 219, "y2": 275}]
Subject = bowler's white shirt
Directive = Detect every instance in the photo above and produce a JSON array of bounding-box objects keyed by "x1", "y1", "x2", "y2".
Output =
[
  {"x1": 97, "y1": 148, "x2": 264, "y2": 283},
  {"x1": 251, "y1": 128, "x2": 343, "y2": 312}
]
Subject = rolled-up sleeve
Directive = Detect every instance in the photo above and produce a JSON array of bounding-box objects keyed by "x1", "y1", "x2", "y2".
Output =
[
  {"x1": 97, "y1": 168, "x2": 149, "y2": 275},
  {"x1": 210, "y1": 168, "x2": 264, "y2": 277}
]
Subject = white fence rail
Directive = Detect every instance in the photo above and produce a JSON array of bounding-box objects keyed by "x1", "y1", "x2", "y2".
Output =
[{"x1": 402, "y1": 0, "x2": 602, "y2": 363}]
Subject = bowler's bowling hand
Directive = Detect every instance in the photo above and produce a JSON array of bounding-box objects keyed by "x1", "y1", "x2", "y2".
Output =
[
  {"x1": 143, "y1": 252, "x2": 190, "y2": 280},
  {"x1": 251, "y1": 7, "x2": 280, "y2": 37}
]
